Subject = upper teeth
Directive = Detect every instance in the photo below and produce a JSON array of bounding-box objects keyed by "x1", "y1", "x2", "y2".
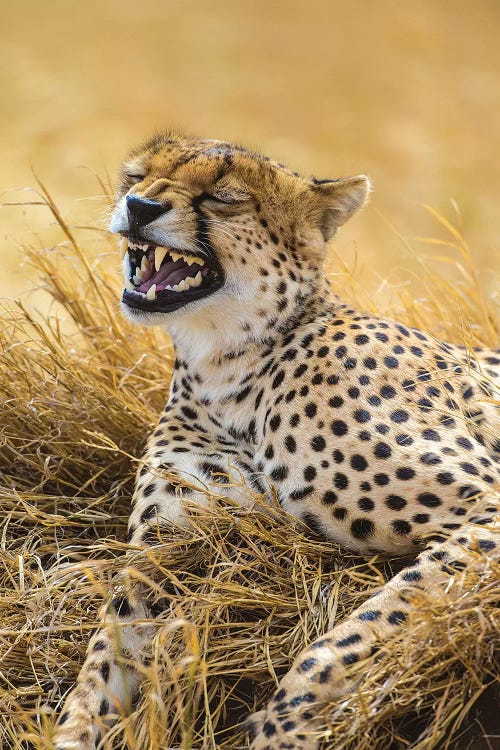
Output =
[
  {"x1": 125, "y1": 243, "x2": 208, "y2": 301},
  {"x1": 128, "y1": 240, "x2": 149, "y2": 251},
  {"x1": 154, "y1": 246, "x2": 169, "y2": 271}
]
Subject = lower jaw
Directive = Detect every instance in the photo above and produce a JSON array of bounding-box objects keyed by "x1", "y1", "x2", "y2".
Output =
[{"x1": 121, "y1": 280, "x2": 224, "y2": 314}]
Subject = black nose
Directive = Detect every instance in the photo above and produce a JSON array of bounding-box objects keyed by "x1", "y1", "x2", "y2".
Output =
[{"x1": 126, "y1": 194, "x2": 167, "y2": 233}]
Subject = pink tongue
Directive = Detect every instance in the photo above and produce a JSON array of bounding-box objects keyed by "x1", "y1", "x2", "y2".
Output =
[{"x1": 138, "y1": 261, "x2": 203, "y2": 292}]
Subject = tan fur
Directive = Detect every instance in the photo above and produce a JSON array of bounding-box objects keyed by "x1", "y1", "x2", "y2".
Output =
[{"x1": 52, "y1": 133, "x2": 499, "y2": 750}]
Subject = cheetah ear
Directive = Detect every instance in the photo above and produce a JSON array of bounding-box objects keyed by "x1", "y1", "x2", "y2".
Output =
[{"x1": 310, "y1": 175, "x2": 371, "y2": 241}]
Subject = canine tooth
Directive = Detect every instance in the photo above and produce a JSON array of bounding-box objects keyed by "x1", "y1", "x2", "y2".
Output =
[
  {"x1": 192, "y1": 271, "x2": 203, "y2": 287},
  {"x1": 120, "y1": 238, "x2": 128, "y2": 259},
  {"x1": 125, "y1": 279, "x2": 134, "y2": 291},
  {"x1": 141, "y1": 255, "x2": 150, "y2": 272},
  {"x1": 146, "y1": 284, "x2": 156, "y2": 300},
  {"x1": 154, "y1": 246, "x2": 168, "y2": 271}
]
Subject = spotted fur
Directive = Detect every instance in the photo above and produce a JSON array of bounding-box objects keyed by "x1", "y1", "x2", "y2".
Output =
[{"x1": 53, "y1": 133, "x2": 499, "y2": 750}]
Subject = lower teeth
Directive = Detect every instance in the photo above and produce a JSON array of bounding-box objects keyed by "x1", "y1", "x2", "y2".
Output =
[{"x1": 127, "y1": 271, "x2": 204, "y2": 300}]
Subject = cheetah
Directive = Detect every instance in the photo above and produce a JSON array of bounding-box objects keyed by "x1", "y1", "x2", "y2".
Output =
[{"x1": 53, "y1": 133, "x2": 499, "y2": 750}]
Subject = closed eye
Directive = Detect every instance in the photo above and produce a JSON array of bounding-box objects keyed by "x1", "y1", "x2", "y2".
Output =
[
  {"x1": 204, "y1": 191, "x2": 249, "y2": 205},
  {"x1": 125, "y1": 174, "x2": 146, "y2": 183}
]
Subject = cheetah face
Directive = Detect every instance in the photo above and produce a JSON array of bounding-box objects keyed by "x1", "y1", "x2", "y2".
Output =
[{"x1": 110, "y1": 133, "x2": 369, "y2": 328}]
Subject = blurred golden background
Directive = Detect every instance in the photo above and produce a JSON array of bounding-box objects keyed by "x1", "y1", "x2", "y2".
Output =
[{"x1": 1, "y1": 0, "x2": 499, "y2": 299}]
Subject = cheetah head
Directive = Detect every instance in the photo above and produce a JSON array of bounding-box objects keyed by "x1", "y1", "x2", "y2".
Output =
[{"x1": 111, "y1": 132, "x2": 369, "y2": 338}]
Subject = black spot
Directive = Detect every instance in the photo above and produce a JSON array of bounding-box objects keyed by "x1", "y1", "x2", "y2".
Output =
[
  {"x1": 143, "y1": 483, "x2": 156, "y2": 498},
  {"x1": 388, "y1": 610, "x2": 407, "y2": 625},
  {"x1": 363, "y1": 357, "x2": 377, "y2": 370},
  {"x1": 420, "y1": 452, "x2": 442, "y2": 465},
  {"x1": 343, "y1": 652, "x2": 359, "y2": 665},
  {"x1": 374, "y1": 442, "x2": 392, "y2": 459},
  {"x1": 99, "y1": 699, "x2": 109, "y2": 716},
  {"x1": 181, "y1": 405, "x2": 198, "y2": 420},
  {"x1": 333, "y1": 507, "x2": 347, "y2": 521},
  {"x1": 270, "y1": 465, "x2": 289, "y2": 481},
  {"x1": 391, "y1": 409, "x2": 409, "y2": 423},
  {"x1": 351, "y1": 518, "x2": 375, "y2": 539},
  {"x1": 288, "y1": 693, "x2": 315, "y2": 707},
  {"x1": 302, "y1": 512, "x2": 324, "y2": 536},
  {"x1": 304, "y1": 465, "x2": 317, "y2": 481},
  {"x1": 392, "y1": 519, "x2": 412, "y2": 535},
  {"x1": 402, "y1": 570, "x2": 422, "y2": 582},
  {"x1": 269, "y1": 414, "x2": 281, "y2": 431},
  {"x1": 331, "y1": 420, "x2": 348, "y2": 436},
  {"x1": 111, "y1": 596, "x2": 132, "y2": 617},
  {"x1": 58, "y1": 712, "x2": 69, "y2": 725},
  {"x1": 334, "y1": 472, "x2": 349, "y2": 490},
  {"x1": 354, "y1": 409, "x2": 371, "y2": 423},
  {"x1": 318, "y1": 666, "x2": 333, "y2": 684},
  {"x1": 396, "y1": 433, "x2": 413, "y2": 446},
  {"x1": 140, "y1": 503, "x2": 159, "y2": 523},
  {"x1": 478, "y1": 539, "x2": 496, "y2": 552},
  {"x1": 358, "y1": 497, "x2": 375, "y2": 511},
  {"x1": 305, "y1": 402, "x2": 317, "y2": 418},
  {"x1": 437, "y1": 471, "x2": 455, "y2": 485},
  {"x1": 336, "y1": 633, "x2": 362, "y2": 647},
  {"x1": 422, "y1": 429, "x2": 440, "y2": 441},
  {"x1": 374, "y1": 473, "x2": 390, "y2": 486},
  {"x1": 200, "y1": 461, "x2": 229, "y2": 483},
  {"x1": 459, "y1": 462, "x2": 479, "y2": 476},
  {"x1": 284, "y1": 435, "x2": 297, "y2": 453},
  {"x1": 263, "y1": 720, "x2": 277, "y2": 737},
  {"x1": 93, "y1": 639, "x2": 106, "y2": 651},
  {"x1": 418, "y1": 492, "x2": 442, "y2": 507},
  {"x1": 272, "y1": 371, "x2": 285, "y2": 389},
  {"x1": 396, "y1": 467, "x2": 415, "y2": 480},
  {"x1": 386, "y1": 495, "x2": 406, "y2": 510},
  {"x1": 351, "y1": 454, "x2": 368, "y2": 471},
  {"x1": 355, "y1": 334, "x2": 369, "y2": 345},
  {"x1": 384, "y1": 356, "x2": 399, "y2": 368},
  {"x1": 311, "y1": 435, "x2": 326, "y2": 451},
  {"x1": 299, "y1": 657, "x2": 317, "y2": 672},
  {"x1": 323, "y1": 490, "x2": 338, "y2": 504},
  {"x1": 329, "y1": 395, "x2": 344, "y2": 408},
  {"x1": 290, "y1": 486, "x2": 313, "y2": 500},
  {"x1": 358, "y1": 610, "x2": 381, "y2": 621},
  {"x1": 100, "y1": 662, "x2": 110, "y2": 682}
]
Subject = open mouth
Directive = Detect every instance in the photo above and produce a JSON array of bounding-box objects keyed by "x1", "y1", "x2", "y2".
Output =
[{"x1": 121, "y1": 239, "x2": 224, "y2": 313}]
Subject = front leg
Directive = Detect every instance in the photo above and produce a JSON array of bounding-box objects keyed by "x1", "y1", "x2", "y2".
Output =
[
  {"x1": 249, "y1": 520, "x2": 499, "y2": 750},
  {"x1": 52, "y1": 418, "x2": 256, "y2": 749}
]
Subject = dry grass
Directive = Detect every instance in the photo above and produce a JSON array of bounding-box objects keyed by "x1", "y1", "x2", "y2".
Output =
[{"x1": 0, "y1": 191, "x2": 498, "y2": 750}]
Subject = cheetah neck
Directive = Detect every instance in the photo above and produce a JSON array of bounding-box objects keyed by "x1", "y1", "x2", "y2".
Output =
[{"x1": 166, "y1": 277, "x2": 333, "y2": 374}]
